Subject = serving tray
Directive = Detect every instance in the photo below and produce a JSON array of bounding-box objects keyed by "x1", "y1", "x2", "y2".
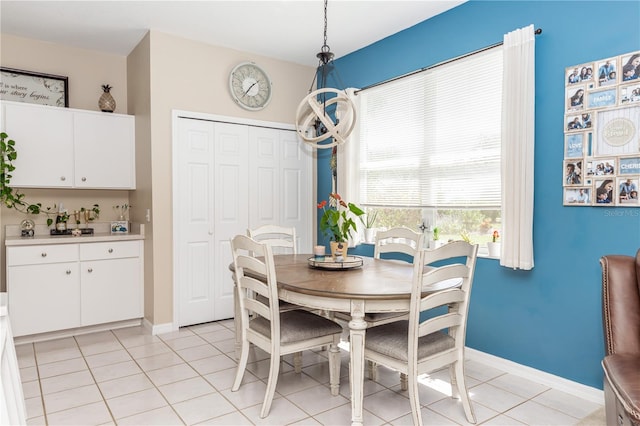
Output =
[{"x1": 308, "y1": 256, "x2": 364, "y2": 270}]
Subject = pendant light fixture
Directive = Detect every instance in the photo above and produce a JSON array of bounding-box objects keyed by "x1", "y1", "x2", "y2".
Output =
[{"x1": 295, "y1": 0, "x2": 356, "y2": 149}]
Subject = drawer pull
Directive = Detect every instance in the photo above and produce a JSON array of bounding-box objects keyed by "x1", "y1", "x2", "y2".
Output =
[
  {"x1": 87, "y1": 268, "x2": 93, "y2": 273},
  {"x1": 108, "y1": 248, "x2": 114, "y2": 253},
  {"x1": 41, "y1": 253, "x2": 47, "y2": 257},
  {"x1": 82, "y1": 177, "x2": 87, "y2": 182},
  {"x1": 60, "y1": 176, "x2": 66, "y2": 181},
  {"x1": 66, "y1": 270, "x2": 71, "y2": 275}
]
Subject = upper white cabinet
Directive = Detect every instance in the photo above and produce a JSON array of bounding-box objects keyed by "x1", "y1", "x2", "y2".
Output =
[{"x1": 1, "y1": 101, "x2": 136, "y2": 189}]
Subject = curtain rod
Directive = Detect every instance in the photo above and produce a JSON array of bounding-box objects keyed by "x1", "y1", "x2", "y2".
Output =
[{"x1": 354, "y1": 28, "x2": 542, "y2": 95}]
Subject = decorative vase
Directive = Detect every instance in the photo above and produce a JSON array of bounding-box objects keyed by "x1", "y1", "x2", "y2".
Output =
[
  {"x1": 487, "y1": 242, "x2": 501, "y2": 257},
  {"x1": 330, "y1": 241, "x2": 348, "y2": 259},
  {"x1": 98, "y1": 84, "x2": 116, "y2": 113},
  {"x1": 364, "y1": 228, "x2": 375, "y2": 243}
]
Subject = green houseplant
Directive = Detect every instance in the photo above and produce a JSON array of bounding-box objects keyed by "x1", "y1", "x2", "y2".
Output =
[{"x1": 318, "y1": 193, "x2": 364, "y2": 257}]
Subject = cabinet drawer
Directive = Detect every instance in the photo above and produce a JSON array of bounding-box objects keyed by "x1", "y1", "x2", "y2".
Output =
[
  {"x1": 80, "y1": 241, "x2": 140, "y2": 261},
  {"x1": 7, "y1": 244, "x2": 78, "y2": 266}
]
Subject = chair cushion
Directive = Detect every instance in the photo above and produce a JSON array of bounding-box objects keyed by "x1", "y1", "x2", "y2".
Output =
[
  {"x1": 364, "y1": 320, "x2": 454, "y2": 362},
  {"x1": 249, "y1": 310, "x2": 342, "y2": 344},
  {"x1": 602, "y1": 354, "x2": 640, "y2": 422}
]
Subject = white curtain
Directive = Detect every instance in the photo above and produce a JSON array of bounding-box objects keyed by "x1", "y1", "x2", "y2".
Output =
[
  {"x1": 337, "y1": 88, "x2": 362, "y2": 247},
  {"x1": 500, "y1": 25, "x2": 536, "y2": 270}
]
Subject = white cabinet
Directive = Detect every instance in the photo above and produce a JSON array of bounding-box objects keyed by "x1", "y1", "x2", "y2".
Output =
[
  {"x1": 74, "y1": 111, "x2": 135, "y2": 189},
  {"x1": 2, "y1": 101, "x2": 74, "y2": 187},
  {"x1": 1, "y1": 100, "x2": 135, "y2": 189},
  {"x1": 6, "y1": 245, "x2": 80, "y2": 336},
  {"x1": 80, "y1": 241, "x2": 142, "y2": 326},
  {"x1": 6, "y1": 240, "x2": 143, "y2": 337}
]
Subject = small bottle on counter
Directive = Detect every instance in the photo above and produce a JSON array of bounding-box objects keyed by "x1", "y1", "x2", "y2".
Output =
[{"x1": 55, "y1": 204, "x2": 67, "y2": 232}]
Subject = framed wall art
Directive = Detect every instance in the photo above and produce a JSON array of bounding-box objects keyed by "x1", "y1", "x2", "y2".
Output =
[
  {"x1": 0, "y1": 67, "x2": 68, "y2": 107},
  {"x1": 563, "y1": 50, "x2": 640, "y2": 207}
]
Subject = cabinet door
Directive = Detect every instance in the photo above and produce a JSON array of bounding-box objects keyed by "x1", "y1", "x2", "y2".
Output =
[
  {"x1": 2, "y1": 101, "x2": 74, "y2": 188},
  {"x1": 73, "y1": 111, "x2": 135, "y2": 189},
  {"x1": 7, "y1": 263, "x2": 80, "y2": 336},
  {"x1": 80, "y1": 257, "x2": 142, "y2": 326}
]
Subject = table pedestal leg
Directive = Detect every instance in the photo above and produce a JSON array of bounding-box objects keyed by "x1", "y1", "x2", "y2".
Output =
[{"x1": 349, "y1": 300, "x2": 367, "y2": 426}]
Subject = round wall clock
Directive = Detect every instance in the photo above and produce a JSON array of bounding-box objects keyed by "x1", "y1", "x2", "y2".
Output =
[{"x1": 229, "y1": 62, "x2": 273, "y2": 111}]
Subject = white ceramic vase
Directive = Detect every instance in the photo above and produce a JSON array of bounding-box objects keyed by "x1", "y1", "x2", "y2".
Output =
[{"x1": 487, "y1": 242, "x2": 501, "y2": 257}]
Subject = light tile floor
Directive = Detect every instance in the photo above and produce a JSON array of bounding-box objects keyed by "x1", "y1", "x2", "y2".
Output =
[{"x1": 15, "y1": 319, "x2": 603, "y2": 425}]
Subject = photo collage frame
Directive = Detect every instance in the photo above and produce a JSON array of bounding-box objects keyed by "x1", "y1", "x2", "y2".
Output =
[{"x1": 563, "y1": 51, "x2": 640, "y2": 207}]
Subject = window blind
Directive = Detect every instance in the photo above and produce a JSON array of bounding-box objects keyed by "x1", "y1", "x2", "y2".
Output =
[{"x1": 357, "y1": 46, "x2": 503, "y2": 208}]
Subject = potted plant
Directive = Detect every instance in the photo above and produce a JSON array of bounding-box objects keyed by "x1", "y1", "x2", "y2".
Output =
[
  {"x1": 360, "y1": 210, "x2": 378, "y2": 243},
  {"x1": 430, "y1": 227, "x2": 441, "y2": 248},
  {"x1": 487, "y1": 230, "x2": 501, "y2": 257},
  {"x1": 318, "y1": 193, "x2": 364, "y2": 258}
]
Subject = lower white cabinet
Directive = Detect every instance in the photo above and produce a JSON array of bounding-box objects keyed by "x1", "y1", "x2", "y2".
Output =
[{"x1": 6, "y1": 240, "x2": 143, "y2": 337}]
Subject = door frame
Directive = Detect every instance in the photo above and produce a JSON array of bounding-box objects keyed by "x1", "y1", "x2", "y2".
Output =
[{"x1": 171, "y1": 110, "x2": 317, "y2": 329}]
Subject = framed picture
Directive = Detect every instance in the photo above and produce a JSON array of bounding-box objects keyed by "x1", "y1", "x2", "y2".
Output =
[
  {"x1": 564, "y1": 160, "x2": 583, "y2": 186},
  {"x1": 565, "y1": 133, "x2": 584, "y2": 158},
  {"x1": 620, "y1": 51, "x2": 640, "y2": 83},
  {"x1": 596, "y1": 57, "x2": 618, "y2": 87},
  {"x1": 620, "y1": 82, "x2": 640, "y2": 104},
  {"x1": 565, "y1": 113, "x2": 588, "y2": 132},
  {"x1": 595, "y1": 106, "x2": 640, "y2": 156},
  {"x1": 587, "y1": 88, "x2": 617, "y2": 109},
  {"x1": 617, "y1": 176, "x2": 639, "y2": 205},
  {"x1": 594, "y1": 178, "x2": 615, "y2": 205},
  {"x1": 0, "y1": 67, "x2": 68, "y2": 107},
  {"x1": 564, "y1": 187, "x2": 591, "y2": 205},
  {"x1": 566, "y1": 86, "x2": 585, "y2": 112},
  {"x1": 619, "y1": 157, "x2": 640, "y2": 175},
  {"x1": 566, "y1": 63, "x2": 594, "y2": 85}
]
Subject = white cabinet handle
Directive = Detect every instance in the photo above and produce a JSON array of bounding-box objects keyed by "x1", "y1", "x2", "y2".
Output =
[
  {"x1": 108, "y1": 248, "x2": 113, "y2": 253},
  {"x1": 87, "y1": 268, "x2": 93, "y2": 273},
  {"x1": 82, "y1": 177, "x2": 87, "y2": 182},
  {"x1": 66, "y1": 270, "x2": 71, "y2": 275},
  {"x1": 41, "y1": 253, "x2": 47, "y2": 257}
]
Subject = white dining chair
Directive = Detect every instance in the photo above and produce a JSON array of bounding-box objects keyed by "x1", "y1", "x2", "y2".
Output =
[
  {"x1": 333, "y1": 227, "x2": 424, "y2": 382},
  {"x1": 363, "y1": 240, "x2": 479, "y2": 425},
  {"x1": 231, "y1": 234, "x2": 342, "y2": 418},
  {"x1": 247, "y1": 224, "x2": 297, "y2": 255}
]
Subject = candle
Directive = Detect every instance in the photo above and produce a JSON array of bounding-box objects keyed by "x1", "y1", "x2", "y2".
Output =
[{"x1": 313, "y1": 245, "x2": 325, "y2": 260}]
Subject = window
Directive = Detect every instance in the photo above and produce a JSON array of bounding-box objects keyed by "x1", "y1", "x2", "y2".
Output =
[{"x1": 349, "y1": 46, "x2": 503, "y2": 247}]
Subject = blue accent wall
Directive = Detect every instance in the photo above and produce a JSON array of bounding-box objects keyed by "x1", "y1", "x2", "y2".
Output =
[{"x1": 317, "y1": 1, "x2": 640, "y2": 389}]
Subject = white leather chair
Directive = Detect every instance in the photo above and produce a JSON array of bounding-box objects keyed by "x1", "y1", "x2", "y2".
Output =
[
  {"x1": 231, "y1": 235, "x2": 342, "y2": 418},
  {"x1": 364, "y1": 241, "x2": 479, "y2": 425}
]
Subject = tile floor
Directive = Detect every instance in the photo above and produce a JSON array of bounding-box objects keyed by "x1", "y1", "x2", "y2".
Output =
[{"x1": 15, "y1": 319, "x2": 603, "y2": 425}]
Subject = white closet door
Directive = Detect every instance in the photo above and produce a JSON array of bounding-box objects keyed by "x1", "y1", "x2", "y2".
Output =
[
  {"x1": 249, "y1": 127, "x2": 313, "y2": 252},
  {"x1": 176, "y1": 119, "x2": 248, "y2": 326},
  {"x1": 176, "y1": 118, "x2": 216, "y2": 326},
  {"x1": 212, "y1": 122, "x2": 248, "y2": 321}
]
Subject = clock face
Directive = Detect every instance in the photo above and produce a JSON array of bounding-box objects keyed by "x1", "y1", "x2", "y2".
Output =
[{"x1": 229, "y1": 62, "x2": 273, "y2": 111}]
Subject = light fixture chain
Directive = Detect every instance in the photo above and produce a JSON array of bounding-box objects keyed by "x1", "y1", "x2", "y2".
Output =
[{"x1": 323, "y1": 0, "x2": 328, "y2": 48}]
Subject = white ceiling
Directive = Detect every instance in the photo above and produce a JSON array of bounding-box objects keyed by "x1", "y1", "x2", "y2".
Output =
[{"x1": 0, "y1": 0, "x2": 465, "y2": 67}]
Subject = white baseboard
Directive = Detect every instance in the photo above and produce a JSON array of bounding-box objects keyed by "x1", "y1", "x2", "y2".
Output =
[
  {"x1": 466, "y1": 347, "x2": 604, "y2": 404},
  {"x1": 145, "y1": 319, "x2": 175, "y2": 335},
  {"x1": 13, "y1": 318, "x2": 143, "y2": 345}
]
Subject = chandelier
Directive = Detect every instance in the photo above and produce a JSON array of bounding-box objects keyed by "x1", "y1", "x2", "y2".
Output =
[{"x1": 295, "y1": 0, "x2": 356, "y2": 149}]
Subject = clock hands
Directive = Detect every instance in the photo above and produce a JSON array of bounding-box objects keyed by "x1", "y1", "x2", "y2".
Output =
[{"x1": 243, "y1": 81, "x2": 258, "y2": 97}]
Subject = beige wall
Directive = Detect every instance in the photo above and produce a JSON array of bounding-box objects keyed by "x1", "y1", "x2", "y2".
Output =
[
  {"x1": 142, "y1": 30, "x2": 314, "y2": 326},
  {"x1": 1, "y1": 30, "x2": 314, "y2": 326}
]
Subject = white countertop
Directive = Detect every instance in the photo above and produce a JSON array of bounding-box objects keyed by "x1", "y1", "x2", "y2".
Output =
[{"x1": 4, "y1": 223, "x2": 145, "y2": 246}]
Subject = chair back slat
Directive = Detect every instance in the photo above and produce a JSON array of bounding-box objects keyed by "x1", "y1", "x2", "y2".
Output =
[
  {"x1": 374, "y1": 227, "x2": 424, "y2": 261},
  {"x1": 248, "y1": 225, "x2": 297, "y2": 255},
  {"x1": 419, "y1": 312, "x2": 463, "y2": 337},
  {"x1": 419, "y1": 288, "x2": 465, "y2": 312},
  {"x1": 231, "y1": 234, "x2": 280, "y2": 340}
]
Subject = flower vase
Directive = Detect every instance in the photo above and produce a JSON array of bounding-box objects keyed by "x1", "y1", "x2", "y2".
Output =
[
  {"x1": 487, "y1": 242, "x2": 501, "y2": 257},
  {"x1": 330, "y1": 241, "x2": 348, "y2": 259},
  {"x1": 364, "y1": 228, "x2": 375, "y2": 244}
]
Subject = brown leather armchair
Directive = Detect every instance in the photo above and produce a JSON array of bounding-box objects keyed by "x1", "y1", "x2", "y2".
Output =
[{"x1": 600, "y1": 249, "x2": 640, "y2": 426}]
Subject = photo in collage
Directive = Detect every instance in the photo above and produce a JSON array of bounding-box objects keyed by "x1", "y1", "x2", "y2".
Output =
[{"x1": 563, "y1": 51, "x2": 640, "y2": 207}]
